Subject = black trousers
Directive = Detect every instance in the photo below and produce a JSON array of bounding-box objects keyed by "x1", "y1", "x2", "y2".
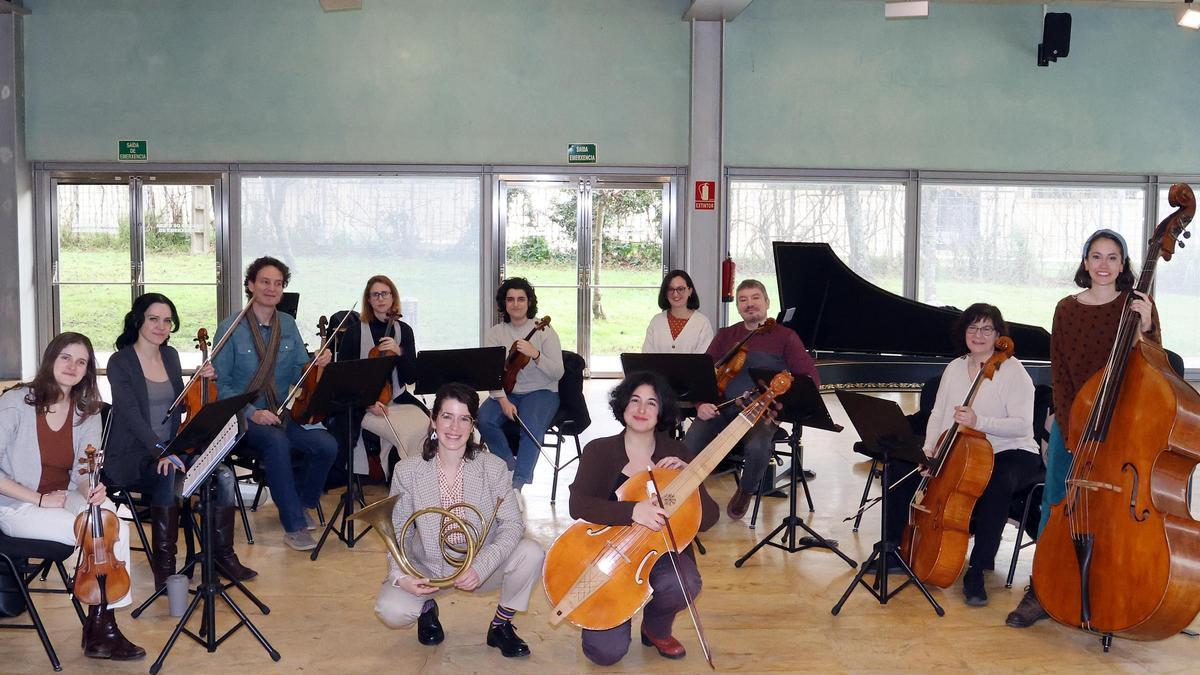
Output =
[{"x1": 884, "y1": 448, "x2": 1043, "y2": 571}]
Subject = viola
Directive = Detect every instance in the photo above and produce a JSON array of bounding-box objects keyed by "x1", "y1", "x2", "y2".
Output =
[
  {"x1": 501, "y1": 316, "x2": 551, "y2": 395},
  {"x1": 288, "y1": 315, "x2": 330, "y2": 424},
  {"x1": 73, "y1": 444, "x2": 131, "y2": 607},
  {"x1": 162, "y1": 297, "x2": 253, "y2": 426},
  {"x1": 179, "y1": 327, "x2": 219, "y2": 432},
  {"x1": 1033, "y1": 183, "x2": 1200, "y2": 642},
  {"x1": 368, "y1": 311, "x2": 401, "y2": 406},
  {"x1": 900, "y1": 337, "x2": 1013, "y2": 588},
  {"x1": 714, "y1": 318, "x2": 776, "y2": 396},
  {"x1": 542, "y1": 372, "x2": 792, "y2": 633}
]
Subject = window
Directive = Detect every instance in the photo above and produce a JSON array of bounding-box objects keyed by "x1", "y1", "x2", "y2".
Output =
[
  {"x1": 240, "y1": 175, "x2": 481, "y2": 351},
  {"x1": 1155, "y1": 186, "x2": 1199, "y2": 369},
  {"x1": 917, "y1": 184, "x2": 1145, "y2": 330}
]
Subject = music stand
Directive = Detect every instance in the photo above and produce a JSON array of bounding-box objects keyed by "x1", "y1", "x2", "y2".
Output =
[
  {"x1": 277, "y1": 292, "x2": 300, "y2": 319},
  {"x1": 142, "y1": 401, "x2": 281, "y2": 674},
  {"x1": 734, "y1": 373, "x2": 857, "y2": 569},
  {"x1": 830, "y1": 390, "x2": 944, "y2": 617},
  {"x1": 413, "y1": 346, "x2": 506, "y2": 395},
  {"x1": 309, "y1": 357, "x2": 399, "y2": 561},
  {"x1": 618, "y1": 353, "x2": 720, "y2": 404}
]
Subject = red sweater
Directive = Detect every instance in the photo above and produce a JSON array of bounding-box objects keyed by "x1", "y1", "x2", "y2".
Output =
[{"x1": 706, "y1": 323, "x2": 820, "y2": 386}]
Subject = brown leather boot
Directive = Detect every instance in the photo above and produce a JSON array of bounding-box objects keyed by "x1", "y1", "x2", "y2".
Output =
[
  {"x1": 1005, "y1": 583, "x2": 1049, "y2": 628},
  {"x1": 214, "y1": 506, "x2": 257, "y2": 581},
  {"x1": 150, "y1": 505, "x2": 179, "y2": 591},
  {"x1": 83, "y1": 606, "x2": 146, "y2": 660},
  {"x1": 726, "y1": 488, "x2": 754, "y2": 520}
]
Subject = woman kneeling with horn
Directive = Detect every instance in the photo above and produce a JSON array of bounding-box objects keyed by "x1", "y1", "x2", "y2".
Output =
[{"x1": 372, "y1": 382, "x2": 543, "y2": 657}]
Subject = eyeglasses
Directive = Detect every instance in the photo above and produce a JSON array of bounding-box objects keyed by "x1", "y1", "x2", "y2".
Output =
[
  {"x1": 666, "y1": 286, "x2": 690, "y2": 294},
  {"x1": 437, "y1": 412, "x2": 475, "y2": 427},
  {"x1": 966, "y1": 325, "x2": 996, "y2": 336},
  {"x1": 369, "y1": 291, "x2": 393, "y2": 300}
]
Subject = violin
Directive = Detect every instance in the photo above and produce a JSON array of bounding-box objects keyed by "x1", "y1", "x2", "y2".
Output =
[
  {"x1": 713, "y1": 318, "x2": 776, "y2": 395},
  {"x1": 179, "y1": 327, "x2": 219, "y2": 432},
  {"x1": 162, "y1": 297, "x2": 253, "y2": 426},
  {"x1": 288, "y1": 315, "x2": 329, "y2": 425},
  {"x1": 501, "y1": 316, "x2": 551, "y2": 395},
  {"x1": 1033, "y1": 183, "x2": 1200, "y2": 642},
  {"x1": 900, "y1": 337, "x2": 1013, "y2": 588},
  {"x1": 542, "y1": 372, "x2": 792, "y2": 637},
  {"x1": 72, "y1": 444, "x2": 131, "y2": 607},
  {"x1": 368, "y1": 311, "x2": 401, "y2": 406}
]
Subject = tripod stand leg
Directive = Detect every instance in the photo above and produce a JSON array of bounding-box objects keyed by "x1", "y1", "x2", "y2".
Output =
[
  {"x1": 832, "y1": 548, "x2": 882, "y2": 615},
  {"x1": 217, "y1": 588, "x2": 281, "y2": 661},
  {"x1": 213, "y1": 561, "x2": 271, "y2": 614},
  {"x1": 149, "y1": 587, "x2": 206, "y2": 674},
  {"x1": 733, "y1": 520, "x2": 790, "y2": 568},
  {"x1": 309, "y1": 494, "x2": 348, "y2": 561}
]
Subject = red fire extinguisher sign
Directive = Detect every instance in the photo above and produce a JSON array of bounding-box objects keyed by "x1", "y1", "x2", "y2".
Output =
[{"x1": 694, "y1": 180, "x2": 716, "y2": 210}]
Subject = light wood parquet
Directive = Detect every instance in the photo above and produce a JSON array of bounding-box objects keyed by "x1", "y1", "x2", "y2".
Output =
[{"x1": 2, "y1": 379, "x2": 1198, "y2": 673}]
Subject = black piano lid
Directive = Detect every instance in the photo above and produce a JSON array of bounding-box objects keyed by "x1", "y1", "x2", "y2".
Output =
[{"x1": 771, "y1": 242, "x2": 1051, "y2": 362}]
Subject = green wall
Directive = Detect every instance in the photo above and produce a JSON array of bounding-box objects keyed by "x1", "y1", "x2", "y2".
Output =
[
  {"x1": 23, "y1": 0, "x2": 691, "y2": 164},
  {"x1": 726, "y1": 1, "x2": 1200, "y2": 173}
]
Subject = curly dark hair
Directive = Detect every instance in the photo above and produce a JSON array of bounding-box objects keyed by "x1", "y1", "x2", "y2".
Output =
[
  {"x1": 657, "y1": 270, "x2": 700, "y2": 311},
  {"x1": 608, "y1": 371, "x2": 679, "y2": 433},
  {"x1": 422, "y1": 382, "x2": 485, "y2": 461},
  {"x1": 495, "y1": 277, "x2": 538, "y2": 323},
  {"x1": 1073, "y1": 232, "x2": 1136, "y2": 291},
  {"x1": 115, "y1": 292, "x2": 181, "y2": 350},
  {"x1": 952, "y1": 303, "x2": 1009, "y2": 355},
  {"x1": 243, "y1": 256, "x2": 291, "y2": 299}
]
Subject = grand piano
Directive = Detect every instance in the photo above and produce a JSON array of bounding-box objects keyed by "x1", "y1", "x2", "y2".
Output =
[{"x1": 773, "y1": 242, "x2": 1052, "y2": 391}]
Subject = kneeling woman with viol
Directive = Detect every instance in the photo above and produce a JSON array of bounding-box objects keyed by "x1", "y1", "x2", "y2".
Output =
[{"x1": 371, "y1": 383, "x2": 543, "y2": 658}]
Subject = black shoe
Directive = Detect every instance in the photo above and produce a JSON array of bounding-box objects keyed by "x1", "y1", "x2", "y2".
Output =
[
  {"x1": 963, "y1": 566, "x2": 987, "y2": 606},
  {"x1": 802, "y1": 469, "x2": 817, "y2": 481},
  {"x1": 417, "y1": 603, "x2": 444, "y2": 645},
  {"x1": 1006, "y1": 585, "x2": 1049, "y2": 628},
  {"x1": 486, "y1": 622, "x2": 530, "y2": 658}
]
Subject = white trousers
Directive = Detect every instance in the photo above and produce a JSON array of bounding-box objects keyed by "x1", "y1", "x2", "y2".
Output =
[
  {"x1": 0, "y1": 490, "x2": 134, "y2": 608},
  {"x1": 361, "y1": 402, "x2": 430, "y2": 462}
]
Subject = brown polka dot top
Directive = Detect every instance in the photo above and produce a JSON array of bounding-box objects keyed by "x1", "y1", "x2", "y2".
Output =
[{"x1": 1051, "y1": 290, "x2": 1161, "y2": 442}]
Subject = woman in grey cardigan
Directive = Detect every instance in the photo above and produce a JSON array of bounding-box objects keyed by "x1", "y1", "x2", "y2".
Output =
[
  {"x1": 0, "y1": 332, "x2": 144, "y2": 660},
  {"x1": 105, "y1": 292, "x2": 255, "y2": 591}
]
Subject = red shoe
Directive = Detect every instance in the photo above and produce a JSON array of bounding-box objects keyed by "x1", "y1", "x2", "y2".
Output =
[{"x1": 640, "y1": 629, "x2": 686, "y2": 659}]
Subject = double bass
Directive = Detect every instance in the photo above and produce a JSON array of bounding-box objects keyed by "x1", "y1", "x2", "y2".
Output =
[
  {"x1": 542, "y1": 372, "x2": 792, "y2": 635},
  {"x1": 501, "y1": 316, "x2": 551, "y2": 395},
  {"x1": 900, "y1": 337, "x2": 1013, "y2": 587},
  {"x1": 713, "y1": 318, "x2": 776, "y2": 395},
  {"x1": 73, "y1": 444, "x2": 131, "y2": 607},
  {"x1": 1033, "y1": 183, "x2": 1200, "y2": 645}
]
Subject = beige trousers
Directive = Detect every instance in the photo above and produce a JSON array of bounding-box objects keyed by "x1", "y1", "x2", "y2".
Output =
[{"x1": 361, "y1": 403, "x2": 430, "y2": 462}]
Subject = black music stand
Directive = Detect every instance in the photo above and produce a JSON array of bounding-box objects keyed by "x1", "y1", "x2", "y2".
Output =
[
  {"x1": 143, "y1": 396, "x2": 281, "y2": 674},
  {"x1": 618, "y1": 353, "x2": 720, "y2": 404},
  {"x1": 734, "y1": 373, "x2": 856, "y2": 569},
  {"x1": 277, "y1": 292, "x2": 300, "y2": 319},
  {"x1": 308, "y1": 357, "x2": 398, "y2": 561},
  {"x1": 831, "y1": 390, "x2": 944, "y2": 617},
  {"x1": 414, "y1": 346, "x2": 506, "y2": 395}
]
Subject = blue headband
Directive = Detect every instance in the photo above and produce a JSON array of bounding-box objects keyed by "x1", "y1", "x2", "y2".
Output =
[{"x1": 1082, "y1": 229, "x2": 1128, "y2": 260}]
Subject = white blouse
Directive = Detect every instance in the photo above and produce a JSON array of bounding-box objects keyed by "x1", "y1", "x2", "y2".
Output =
[
  {"x1": 641, "y1": 310, "x2": 715, "y2": 354},
  {"x1": 924, "y1": 355, "x2": 1037, "y2": 456}
]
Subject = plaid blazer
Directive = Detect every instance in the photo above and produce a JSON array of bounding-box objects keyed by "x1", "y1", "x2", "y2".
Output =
[{"x1": 386, "y1": 451, "x2": 523, "y2": 583}]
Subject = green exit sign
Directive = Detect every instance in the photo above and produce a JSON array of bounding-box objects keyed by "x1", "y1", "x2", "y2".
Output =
[
  {"x1": 118, "y1": 140, "x2": 148, "y2": 161},
  {"x1": 567, "y1": 143, "x2": 596, "y2": 164}
]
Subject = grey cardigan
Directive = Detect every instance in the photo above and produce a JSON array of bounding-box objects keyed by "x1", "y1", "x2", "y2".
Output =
[
  {"x1": 103, "y1": 345, "x2": 184, "y2": 486},
  {"x1": 0, "y1": 386, "x2": 100, "y2": 509}
]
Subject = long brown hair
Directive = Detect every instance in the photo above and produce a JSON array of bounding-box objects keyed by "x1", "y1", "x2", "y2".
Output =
[
  {"x1": 22, "y1": 332, "x2": 103, "y2": 421},
  {"x1": 361, "y1": 274, "x2": 402, "y2": 322}
]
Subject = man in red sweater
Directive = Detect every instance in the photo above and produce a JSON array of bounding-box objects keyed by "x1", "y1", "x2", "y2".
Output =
[{"x1": 685, "y1": 279, "x2": 820, "y2": 520}]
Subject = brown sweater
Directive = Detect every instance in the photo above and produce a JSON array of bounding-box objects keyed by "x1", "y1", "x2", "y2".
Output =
[
  {"x1": 568, "y1": 431, "x2": 719, "y2": 534},
  {"x1": 1051, "y1": 291, "x2": 1161, "y2": 443}
]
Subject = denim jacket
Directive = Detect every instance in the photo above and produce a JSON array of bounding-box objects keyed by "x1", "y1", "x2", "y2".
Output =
[{"x1": 212, "y1": 309, "x2": 309, "y2": 415}]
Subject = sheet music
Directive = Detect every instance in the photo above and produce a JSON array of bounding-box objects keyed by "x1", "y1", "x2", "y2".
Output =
[{"x1": 182, "y1": 416, "x2": 241, "y2": 498}]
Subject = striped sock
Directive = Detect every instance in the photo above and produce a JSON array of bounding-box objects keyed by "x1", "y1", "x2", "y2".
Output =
[{"x1": 491, "y1": 604, "x2": 516, "y2": 628}]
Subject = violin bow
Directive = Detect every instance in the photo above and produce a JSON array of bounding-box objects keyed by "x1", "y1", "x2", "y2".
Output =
[
  {"x1": 162, "y1": 296, "x2": 255, "y2": 424},
  {"x1": 513, "y1": 412, "x2": 557, "y2": 467},
  {"x1": 276, "y1": 302, "x2": 359, "y2": 417},
  {"x1": 646, "y1": 466, "x2": 715, "y2": 670}
]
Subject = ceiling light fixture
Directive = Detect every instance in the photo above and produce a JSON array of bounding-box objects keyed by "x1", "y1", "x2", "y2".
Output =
[
  {"x1": 1178, "y1": 0, "x2": 1200, "y2": 29},
  {"x1": 885, "y1": 1, "x2": 929, "y2": 21}
]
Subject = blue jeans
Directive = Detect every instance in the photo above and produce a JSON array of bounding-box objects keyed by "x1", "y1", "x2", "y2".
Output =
[
  {"x1": 143, "y1": 459, "x2": 236, "y2": 507},
  {"x1": 1037, "y1": 420, "x2": 1070, "y2": 536},
  {"x1": 242, "y1": 420, "x2": 338, "y2": 533},
  {"x1": 477, "y1": 390, "x2": 559, "y2": 489}
]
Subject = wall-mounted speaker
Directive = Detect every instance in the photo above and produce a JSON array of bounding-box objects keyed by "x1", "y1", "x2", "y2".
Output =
[{"x1": 1038, "y1": 13, "x2": 1072, "y2": 67}]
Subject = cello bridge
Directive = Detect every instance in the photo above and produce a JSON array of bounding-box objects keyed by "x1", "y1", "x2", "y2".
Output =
[
  {"x1": 602, "y1": 539, "x2": 632, "y2": 564},
  {"x1": 1067, "y1": 479, "x2": 1122, "y2": 493}
]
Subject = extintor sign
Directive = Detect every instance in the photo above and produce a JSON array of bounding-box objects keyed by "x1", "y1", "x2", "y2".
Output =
[{"x1": 694, "y1": 180, "x2": 716, "y2": 210}]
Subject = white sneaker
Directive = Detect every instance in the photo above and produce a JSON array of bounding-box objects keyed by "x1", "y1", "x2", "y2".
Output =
[{"x1": 283, "y1": 530, "x2": 317, "y2": 551}]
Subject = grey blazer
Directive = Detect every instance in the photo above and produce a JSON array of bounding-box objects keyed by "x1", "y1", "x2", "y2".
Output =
[
  {"x1": 104, "y1": 345, "x2": 184, "y2": 487},
  {"x1": 0, "y1": 387, "x2": 101, "y2": 509},
  {"x1": 387, "y1": 451, "x2": 523, "y2": 583}
]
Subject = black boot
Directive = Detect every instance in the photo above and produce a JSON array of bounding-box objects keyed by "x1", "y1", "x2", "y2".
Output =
[
  {"x1": 214, "y1": 506, "x2": 257, "y2": 581},
  {"x1": 83, "y1": 606, "x2": 146, "y2": 660},
  {"x1": 150, "y1": 505, "x2": 179, "y2": 592}
]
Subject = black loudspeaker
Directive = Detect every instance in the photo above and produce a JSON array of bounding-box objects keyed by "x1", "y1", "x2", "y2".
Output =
[{"x1": 1038, "y1": 12, "x2": 1072, "y2": 67}]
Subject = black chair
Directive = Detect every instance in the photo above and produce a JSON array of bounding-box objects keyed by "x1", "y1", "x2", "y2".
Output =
[
  {"x1": 502, "y1": 350, "x2": 591, "y2": 504},
  {"x1": 0, "y1": 532, "x2": 87, "y2": 671},
  {"x1": 1005, "y1": 481, "x2": 1045, "y2": 587}
]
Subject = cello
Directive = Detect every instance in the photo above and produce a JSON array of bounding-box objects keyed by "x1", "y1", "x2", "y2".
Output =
[
  {"x1": 73, "y1": 444, "x2": 131, "y2": 607},
  {"x1": 501, "y1": 316, "x2": 551, "y2": 395},
  {"x1": 1033, "y1": 183, "x2": 1200, "y2": 645},
  {"x1": 542, "y1": 372, "x2": 792, "y2": 637},
  {"x1": 713, "y1": 318, "x2": 776, "y2": 395},
  {"x1": 900, "y1": 337, "x2": 1013, "y2": 588}
]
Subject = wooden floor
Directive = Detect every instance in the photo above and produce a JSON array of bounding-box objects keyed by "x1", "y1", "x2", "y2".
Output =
[{"x1": 4, "y1": 380, "x2": 1198, "y2": 674}]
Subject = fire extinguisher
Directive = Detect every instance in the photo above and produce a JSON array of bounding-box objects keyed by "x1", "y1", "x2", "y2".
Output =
[{"x1": 721, "y1": 254, "x2": 736, "y2": 303}]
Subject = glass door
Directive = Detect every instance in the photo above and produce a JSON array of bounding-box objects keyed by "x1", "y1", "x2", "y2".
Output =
[
  {"x1": 500, "y1": 176, "x2": 669, "y2": 374},
  {"x1": 50, "y1": 174, "x2": 223, "y2": 370}
]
